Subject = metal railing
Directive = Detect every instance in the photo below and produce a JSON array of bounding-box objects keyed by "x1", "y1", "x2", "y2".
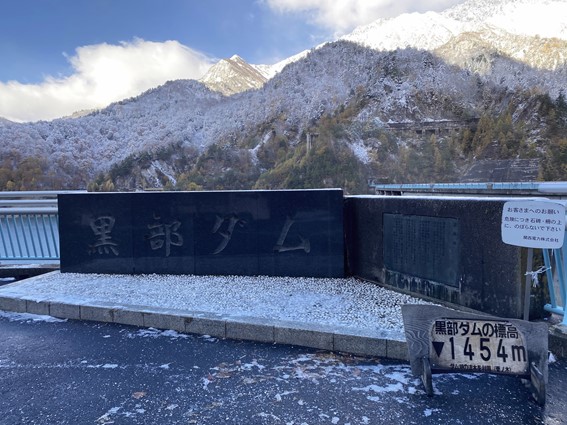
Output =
[
  {"x1": 543, "y1": 235, "x2": 567, "y2": 325},
  {"x1": 0, "y1": 191, "x2": 82, "y2": 263},
  {"x1": 0, "y1": 210, "x2": 59, "y2": 261},
  {"x1": 368, "y1": 181, "x2": 567, "y2": 197}
]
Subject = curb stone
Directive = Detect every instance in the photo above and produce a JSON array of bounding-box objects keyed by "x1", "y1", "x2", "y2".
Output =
[
  {"x1": 0, "y1": 273, "x2": 565, "y2": 361},
  {"x1": 0, "y1": 294, "x2": 409, "y2": 360}
]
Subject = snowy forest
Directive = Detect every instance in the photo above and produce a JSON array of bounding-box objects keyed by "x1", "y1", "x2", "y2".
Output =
[{"x1": 1, "y1": 0, "x2": 566, "y2": 193}]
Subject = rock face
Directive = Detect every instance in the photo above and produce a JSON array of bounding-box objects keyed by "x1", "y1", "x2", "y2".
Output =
[
  {"x1": 200, "y1": 55, "x2": 268, "y2": 96},
  {"x1": 462, "y1": 159, "x2": 541, "y2": 182}
]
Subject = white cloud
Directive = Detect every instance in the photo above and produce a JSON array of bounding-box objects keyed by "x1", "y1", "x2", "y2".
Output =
[
  {"x1": 0, "y1": 39, "x2": 214, "y2": 122},
  {"x1": 265, "y1": 0, "x2": 464, "y2": 35}
]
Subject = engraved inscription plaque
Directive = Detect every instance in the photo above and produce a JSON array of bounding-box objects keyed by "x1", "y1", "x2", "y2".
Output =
[
  {"x1": 383, "y1": 214, "x2": 460, "y2": 286},
  {"x1": 58, "y1": 189, "x2": 344, "y2": 277}
]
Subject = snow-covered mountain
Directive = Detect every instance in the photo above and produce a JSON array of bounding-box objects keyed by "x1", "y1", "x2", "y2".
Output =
[
  {"x1": 445, "y1": 0, "x2": 567, "y2": 40},
  {"x1": 0, "y1": 117, "x2": 13, "y2": 126},
  {"x1": 342, "y1": 0, "x2": 567, "y2": 55},
  {"x1": 200, "y1": 50, "x2": 313, "y2": 96},
  {"x1": 202, "y1": 0, "x2": 567, "y2": 96},
  {"x1": 254, "y1": 49, "x2": 312, "y2": 79},
  {"x1": 0, "y1": 0, "x2": 565, "y2": 191},
  {"x1": 200, "y1": 55, "x2": 267, "y2": 96}
]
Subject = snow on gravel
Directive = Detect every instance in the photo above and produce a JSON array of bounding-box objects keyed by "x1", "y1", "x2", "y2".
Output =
[{"x1": 0, "y1": 272, "x2": 434, "y2": 336}]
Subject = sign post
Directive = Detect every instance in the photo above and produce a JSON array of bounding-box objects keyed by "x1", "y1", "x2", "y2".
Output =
[
  {"x1": 402, "y1": 304, "x2": 548, "y2": 405},
  {"x1": 501, "y1": 200, "x2": 567, "y2": 324}
]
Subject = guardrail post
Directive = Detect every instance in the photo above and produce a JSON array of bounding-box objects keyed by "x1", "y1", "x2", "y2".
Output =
[{"x1": 543, "y1": 232, "x2": 567, "y2": 326}]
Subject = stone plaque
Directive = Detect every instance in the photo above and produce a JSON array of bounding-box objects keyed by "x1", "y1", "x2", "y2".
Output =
[
  {"x1": 257, "y1": 190, "x2": 344, "y2": 278},
  {"x1": 131, "y1": 193, "x2": 196, "y2": 275},
  {"x1": 58, "y1": 189, "x2": 344, "y2": 278},
  {"x1": 193, "y1": 191, "x2": 259, "y2": 276},
  {"x1": 58, "y1": 193, "x2": 135, "y2": 274},
  {"x1": 383, "y1": 214, "x2": 460, "y2": 286}
]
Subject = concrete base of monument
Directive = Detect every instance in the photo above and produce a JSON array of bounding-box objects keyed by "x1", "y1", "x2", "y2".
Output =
[
  {"x1": 1, "y1": 271, "x2": 566, "y2": 361},
  {"x1": 0, "y1": 271, "x2": 416, "y2": 361}
]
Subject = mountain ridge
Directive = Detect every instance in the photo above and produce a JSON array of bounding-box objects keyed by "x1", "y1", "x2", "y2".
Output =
[
  {"x1": 0, "y1": 0, "x2": 565, "y2": 191},
  {"x1": 197, "y1": 0, "x2": 567, "y2": 99},
  {"x1": 200, "y1": 55, "x2": 267, "y2": 96}
]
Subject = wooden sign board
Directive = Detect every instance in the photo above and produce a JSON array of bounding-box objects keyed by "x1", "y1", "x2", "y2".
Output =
[
  {"x1": 402, "y1": 304, "x2": 548, "y2": 405},
  {"x1": 431, "y1": 318, "x2": 528, "y2": 375}
]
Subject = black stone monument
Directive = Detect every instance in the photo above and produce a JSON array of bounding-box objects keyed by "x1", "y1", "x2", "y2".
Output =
[{"x1": 58, "y1": 189, "x2": 344, "y2": 278}]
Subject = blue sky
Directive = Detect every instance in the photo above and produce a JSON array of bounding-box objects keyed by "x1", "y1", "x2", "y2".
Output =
[
  {"x1": 0, "y1": 0, "x2": 327, "y2": 83},
  {"x1": 0, "y1": 0, "x2": 464, "y2": 122}
]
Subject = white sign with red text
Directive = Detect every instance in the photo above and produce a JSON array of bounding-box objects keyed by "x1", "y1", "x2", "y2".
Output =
[{"x1": 501, "y1": 201, "x2": 565, "y2": 249}]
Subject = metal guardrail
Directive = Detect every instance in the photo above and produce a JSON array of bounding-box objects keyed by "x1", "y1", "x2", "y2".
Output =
[
  {"x1": 368, "y1": 181, "x2": 567, "y2": 197},
  {"x1": 0, "y1": 191, "x2": 84, "y2": 262},
  {"x1": 0, "y1": 212, "x2": 59, "y2": 261},
  {"x1": 543, "y1": 236, "x2": 567, "y2": 325}
]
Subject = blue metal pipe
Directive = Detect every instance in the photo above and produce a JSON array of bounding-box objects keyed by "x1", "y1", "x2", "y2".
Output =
[
  {"x1": 543, "y1": 249, "x2": 557, "y2": 309},
  {"x1": 544, "y1": 304, "x2": 566, "y2": 316}
]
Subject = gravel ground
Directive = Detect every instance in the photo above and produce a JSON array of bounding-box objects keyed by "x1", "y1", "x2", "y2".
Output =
[{"x1": 1, "y1": 272, "x2": 434, "y2": 337}]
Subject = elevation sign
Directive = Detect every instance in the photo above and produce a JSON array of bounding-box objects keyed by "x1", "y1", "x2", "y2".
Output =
[{"x1": 430, "y1": 318, "x2": 527, "y2": 375}]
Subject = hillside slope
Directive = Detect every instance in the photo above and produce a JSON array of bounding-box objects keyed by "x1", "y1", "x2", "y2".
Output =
[{"x1": 0, "y1": 0, "x2": 566, "y2": 191}]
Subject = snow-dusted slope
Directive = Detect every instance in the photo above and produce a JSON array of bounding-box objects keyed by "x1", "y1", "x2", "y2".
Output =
[
  {"x1": 446, "y1": 0, "x2": 567, "y2": 39},
  {"x1": 341, "y1": 0, "x2": 567, "y2": 70},
  {"x1": 0, "y1": 42, "x2": 474, "y2": 178},
  {"x1": 1, "y1": 0, "x2": 566, "y2": 189},
  {"x1": 254, "y1": 49, "x2": 312, "y2": 79},
  {"x1": 200, "y1": 55, "x2": 267, "y2": 96},
  {"x1": 0, "y1": 80, "x2": 223, "y2": 183}
]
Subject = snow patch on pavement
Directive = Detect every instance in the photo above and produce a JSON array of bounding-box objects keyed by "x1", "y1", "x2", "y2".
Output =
[
  {"x1": 0, "y1": 310, "x2": 67, "y2": 323},
  {"x1": 126, "y1": 328, "x2": 190, "y2": 339}
]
